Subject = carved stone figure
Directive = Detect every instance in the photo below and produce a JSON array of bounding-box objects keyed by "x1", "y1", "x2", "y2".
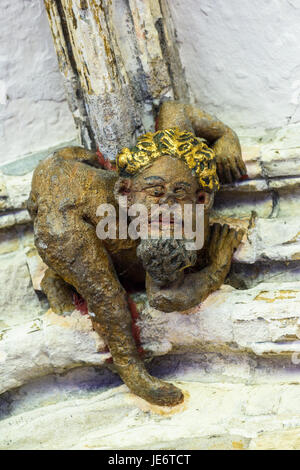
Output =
[{"x1": 28, "y1": 101, "x2": 246, "y2": 407}]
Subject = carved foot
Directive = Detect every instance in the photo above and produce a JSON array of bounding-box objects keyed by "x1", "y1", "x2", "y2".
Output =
[
  {"x1": 116, "y1": 362, "x2": 184, "y2": 407},
  {"x1": 41, "y1": 268, "x2": 75, "y2": 314}
]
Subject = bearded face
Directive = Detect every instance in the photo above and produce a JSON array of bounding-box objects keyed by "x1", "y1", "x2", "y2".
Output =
[
  {"x1": 136, "y1": 238, "x2": 197, "y2": 286},
  {"x1": 115, "y1": 155, "x2": 214, "y2": 285}
]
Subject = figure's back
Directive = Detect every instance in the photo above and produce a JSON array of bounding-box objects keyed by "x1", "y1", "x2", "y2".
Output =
[{"x1": 28, "y1": 146, "x2": 118, "y2": 224}]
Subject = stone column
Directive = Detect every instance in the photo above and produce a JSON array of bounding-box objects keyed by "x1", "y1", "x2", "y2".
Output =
[{"x1": 44, "y1": 0, "x2": 189, "y2": 158}]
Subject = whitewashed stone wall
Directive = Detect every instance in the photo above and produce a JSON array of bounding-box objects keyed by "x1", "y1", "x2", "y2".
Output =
[
  {"x1": 3, "y1": 0, "x2": 300, "y2": 167},
  {"x1": 170, "y1": 0, "x2": 300, "y2": 133},
  {"x1": 0, "y1": 0, "x2": 77, "y2": 165}
]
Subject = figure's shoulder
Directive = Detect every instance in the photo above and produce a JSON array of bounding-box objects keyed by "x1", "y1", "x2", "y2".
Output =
[
  {"x1": 32, "y1": 145, "x2": 117, "y2": 199},
  {"x1": 32, "y1": 146, "x2": 97, "y2": 175},
  {"x1": 49, "y1": 146, "x2": 100, "y2": 165}
]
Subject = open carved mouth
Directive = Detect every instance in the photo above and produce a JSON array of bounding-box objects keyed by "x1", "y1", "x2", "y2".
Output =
[{"x1": 148, "y1": 214, "x2": 182, "y2": 226}]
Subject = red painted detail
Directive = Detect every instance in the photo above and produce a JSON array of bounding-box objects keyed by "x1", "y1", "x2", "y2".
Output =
[
  {"x1": 137, "y1": 346, "x2": 145, "y2": 356},
  {"x1": 73, "y1": 292, "x2": 88, "y2": 315},
  {"x1": 127, "y1": 294, "x2": 145, "y2": 358},
  {"x1": 127, "y1": 294, "x2": 139, "y2": 321},
  {"x1": 155, "y1": 116, "x2": 159, "y2": 132},
  {"x1": 96, "y1": 147, "x2": 115, "y2": 171},
  {"x1": 73, "y1": 290, "x2": 145, "y2": 363},
  {"x1": 104, "y1": 293, "x2": 145, "y2": 363},
  {"x1": 240, "y1": 174, "x2": 249, "y2": 181}
]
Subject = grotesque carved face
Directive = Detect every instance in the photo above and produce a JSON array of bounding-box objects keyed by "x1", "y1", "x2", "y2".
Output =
[
  {"x1": 114, "y1": 127, "x2": 219, "y2": 284},
  {"x1": 116, "y1": 155, "x2": 213, "y2": 236},
  {"x1": 130, "y1": 155, "x2": 201, "y2": 207},
  {"x1": 115, "y1": 155, "x2": 214, "y2": 285}
]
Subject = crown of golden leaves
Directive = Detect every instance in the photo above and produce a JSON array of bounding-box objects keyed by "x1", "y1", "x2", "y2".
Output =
[{"x1": 116, "y1": 128, "x2": 219, "y2": 192}]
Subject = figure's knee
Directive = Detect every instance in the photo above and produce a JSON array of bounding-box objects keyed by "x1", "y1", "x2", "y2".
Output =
[
  {"x1": 34, "y1": 212, "x2": 98, "y2": 293},
  {"x1": 33, "y1": 208, "x2": 78, "y2": 274},
  {"x1": 33, "y1": 206, "x2": 119, "y2": 310}
]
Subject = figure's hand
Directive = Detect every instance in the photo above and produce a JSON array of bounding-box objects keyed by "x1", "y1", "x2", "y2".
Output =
[
  {"x1": 146, "y1": 272, "x2": 186, "y2": 313},
  {"x1": 212, "y1": 131, "x2": 247, "y2": 184},
  {"x1": 208, "y1": 223, "x2": 244, "y2": 273}
]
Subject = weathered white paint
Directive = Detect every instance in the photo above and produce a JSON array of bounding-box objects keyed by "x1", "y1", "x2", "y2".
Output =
[
  {"x1": 0, "y1": 0, "x2": 77, "y2": 165},
  {"x1": 1, "y1": 0, "x2": 299, "y2": 166},
  {"x1": 0, "y1": 379, "x2": 299, "y2": 450},
  {"x1": 170, "y1": 0, "x2": 300, "y2": 132},
  {"x1": 1, "y1": 278, "x2": 300, "y2": 396}
]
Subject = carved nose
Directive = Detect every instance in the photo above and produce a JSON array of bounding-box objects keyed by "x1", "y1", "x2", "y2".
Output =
[
  {"x1": 166, "y1": 197, "x2": 175, "y2": 206},
  {"x1": 160, "y1": 193, "x2": 176, "y2": 205}
]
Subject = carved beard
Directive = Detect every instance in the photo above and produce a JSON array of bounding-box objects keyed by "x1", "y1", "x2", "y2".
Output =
[{"x1": 137, "y1": 238, "x2": 197, "y2": 286}]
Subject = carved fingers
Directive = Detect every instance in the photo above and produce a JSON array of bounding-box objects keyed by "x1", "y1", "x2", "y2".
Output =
[
  {"x1": 212, "y1": 128, "x2": 247, "y2": 184},
  {"x1": 227, "y1": 224, "x2": 245, "y2": 250},
  {"x1": 215, "y1": 151, "x2": 247, "y2": 184},
  {"x1": 209, "y1": 223, "x2": 244, "y2": 270}
]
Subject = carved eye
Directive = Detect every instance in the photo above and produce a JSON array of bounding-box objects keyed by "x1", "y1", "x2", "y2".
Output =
[
  {"x1": 174, "y1": 187, "x2": 185, "y2": 193},
  {"x1": 144, "y1": 186, "x2": 165, "y2": 197},
  {"x1": 173, "y1": 186, "x2": 187, "y2": 198}
]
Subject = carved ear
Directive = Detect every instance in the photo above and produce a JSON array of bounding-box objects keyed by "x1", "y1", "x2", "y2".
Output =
[
  {"x1": 114, "y1": 178, "x2": 134, "y2": 208},
  {"x1": 114, "y1": 178, "x2": 132, "y2": 196},
  {"x1": 197, "y1": 191, "x2": 214, "y2": 210}
]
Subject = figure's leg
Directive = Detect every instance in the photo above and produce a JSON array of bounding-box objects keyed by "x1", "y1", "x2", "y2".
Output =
[
  {"x1": 34, "y1": 211, "x2": 183, "y2": 407},
  {"x1": 41, "y1": 268, "x2": 75, "y2": 314}
]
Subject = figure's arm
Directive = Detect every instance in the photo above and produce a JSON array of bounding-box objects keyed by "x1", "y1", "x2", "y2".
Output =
[
  {"x1": 156, "y1": 101, "x2": 247, "y2": 184},
  {"x1": 147, "y1": 224, "x2": 244, "y2": 312}
]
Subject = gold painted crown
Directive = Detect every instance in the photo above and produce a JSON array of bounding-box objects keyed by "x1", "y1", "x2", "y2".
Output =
[{"x1": 116, "y1": 128, "x2": 219, "y2": 192}]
